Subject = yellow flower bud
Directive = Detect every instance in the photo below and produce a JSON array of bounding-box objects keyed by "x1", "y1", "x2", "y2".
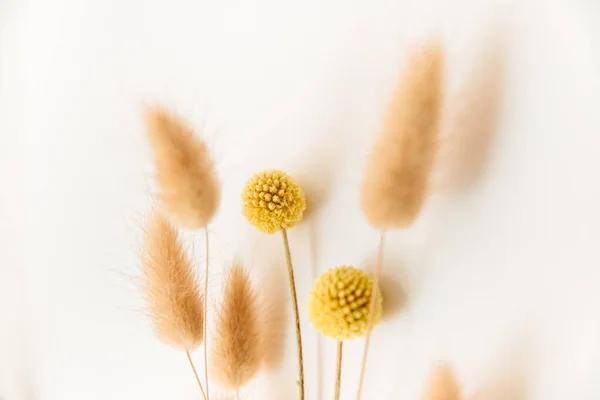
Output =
[
  {"x1": 308, "y1": 266, "x2": 383, "y2": 340},
  {"x1": 242, "y1": 170, "x2": 306, "y2": 234}
]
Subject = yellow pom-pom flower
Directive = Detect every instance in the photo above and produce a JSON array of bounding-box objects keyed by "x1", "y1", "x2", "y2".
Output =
[
  {"x1": 308, "y1": 266, "x2": 383, "y2": 340},
  {"x1": 242, "y1": 170, "x2": 306, "y2": 234}
]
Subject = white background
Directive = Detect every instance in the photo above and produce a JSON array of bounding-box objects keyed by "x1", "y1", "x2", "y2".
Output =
[{"x1": 2, "y1": 0, "x2": 600, "y2": 399}]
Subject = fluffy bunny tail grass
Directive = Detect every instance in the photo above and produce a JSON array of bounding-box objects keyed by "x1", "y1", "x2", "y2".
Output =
[
  {"x1": 421, "y1": 365, "x2": 462, "y2": 400},
  {"x1": 212, "y1": 262, "x2": 264, "y2": 391},
  {"x1": 144, "y1": 106, "x2": 220, "y2": 229},
  {"x1": 141, "y1": 212, "x2": 204, "y2": 350},
  {"x1": 362, "y1": 40, "x2": 444, "y2": 229}
]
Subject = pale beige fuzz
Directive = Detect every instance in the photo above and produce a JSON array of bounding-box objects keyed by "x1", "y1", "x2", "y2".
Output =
[
  {"x1": 145, "y1": 106, "x2": 220, "y2": 229},
  {"x1": 212, "y1": 262, "x2": 264, "y2": 390},
  {"x1": 141, "y1": 213, "x2": 204, "y2": 350},
  {"x1": 362, "y1": 41, "x2": 444, "y2": 228},
  {"x1": 421, "y1": 365, "x2": 462, "y2": 400}
]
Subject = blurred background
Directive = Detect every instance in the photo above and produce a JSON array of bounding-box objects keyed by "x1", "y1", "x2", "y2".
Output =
[{"x1": 1, "y1": 0, "x2": 600, "y2": 399}]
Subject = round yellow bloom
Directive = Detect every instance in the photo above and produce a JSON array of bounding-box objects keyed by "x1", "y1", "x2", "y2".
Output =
[
  {"x1": 242, "y1": 170, "x2": 306, "y2": 234},
  {"x1": 308, "y1": 266, "x2": 383, "y2": 340}
]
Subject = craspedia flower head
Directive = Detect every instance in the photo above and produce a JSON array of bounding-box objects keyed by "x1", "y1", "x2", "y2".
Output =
[
  {"x1": 308, "y1": 266, "x2": 383, "y2": 340},
  {"x1": 242, "y1": 170, "x2": 306, "y2": 234}
]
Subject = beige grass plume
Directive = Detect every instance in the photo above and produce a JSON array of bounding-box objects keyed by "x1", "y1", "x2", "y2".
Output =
[
  {"x1": 141, "y1": 212, "x2": 207, "y2": 399},
  {"x1": 357, "y1": 40, "x2": 445, "y2": 400},
  {"x1": 421, "y1": 365, "x2": 462, "y2": 400},
  {"x1": 212, "y1": 261, "x2": 264, "y2": 394},
  {"x1": 141, "y1": 212, "x2": 204, "y2": 349},
  {"x1": 144, "y1": 106, "x2": 220, "y2": 229},
  {"x1": 361, "y1": 40, "x2": 444, "y2": 229}
]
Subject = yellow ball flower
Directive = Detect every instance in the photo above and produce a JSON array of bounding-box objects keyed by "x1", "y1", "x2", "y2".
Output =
[
  {"x1": 308, "y1": 266, "x2": 383, "y2": 340},
  {"x1": 242, "y1": 170, "x2": 306, "y2": 234}
]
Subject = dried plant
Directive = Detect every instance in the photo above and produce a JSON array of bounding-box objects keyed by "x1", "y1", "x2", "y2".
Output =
[
  {"x1": 361, "y1": 40, "x2": 444, "y2": 229},
  {"x1": 129, "y1": 38, "x2": 458, "y2": 400},
  {"x1": 141, "y1": 212, "x2": 207, "y2": 399},
  {"x1": 308, "y1": 266, "x2": 384, "y2": 399},
  {"x1": 212, "y1": 262, "x2": 264, "y2": 397},
  {"x1": 357, "y1": 40, "x2": 445, "y2": 399},
  {"x1": 308, "y1": 266, "x2": 383, "y2": 341},
  {"x1": 421, "y1": 365, "x2": 462, "y2": 400},
  {"x1": 144, "y1": 106, "x2": 220, "y2": 230},
  {"x1": 144, "y1": 105, "x2": 221, "y2": 397},
  {"x1": 241, "y1": 170, "x2": 307, "y2": 399},
  {"x1": 242, "y1": 170, "x2": 306, "y2": 234}
]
